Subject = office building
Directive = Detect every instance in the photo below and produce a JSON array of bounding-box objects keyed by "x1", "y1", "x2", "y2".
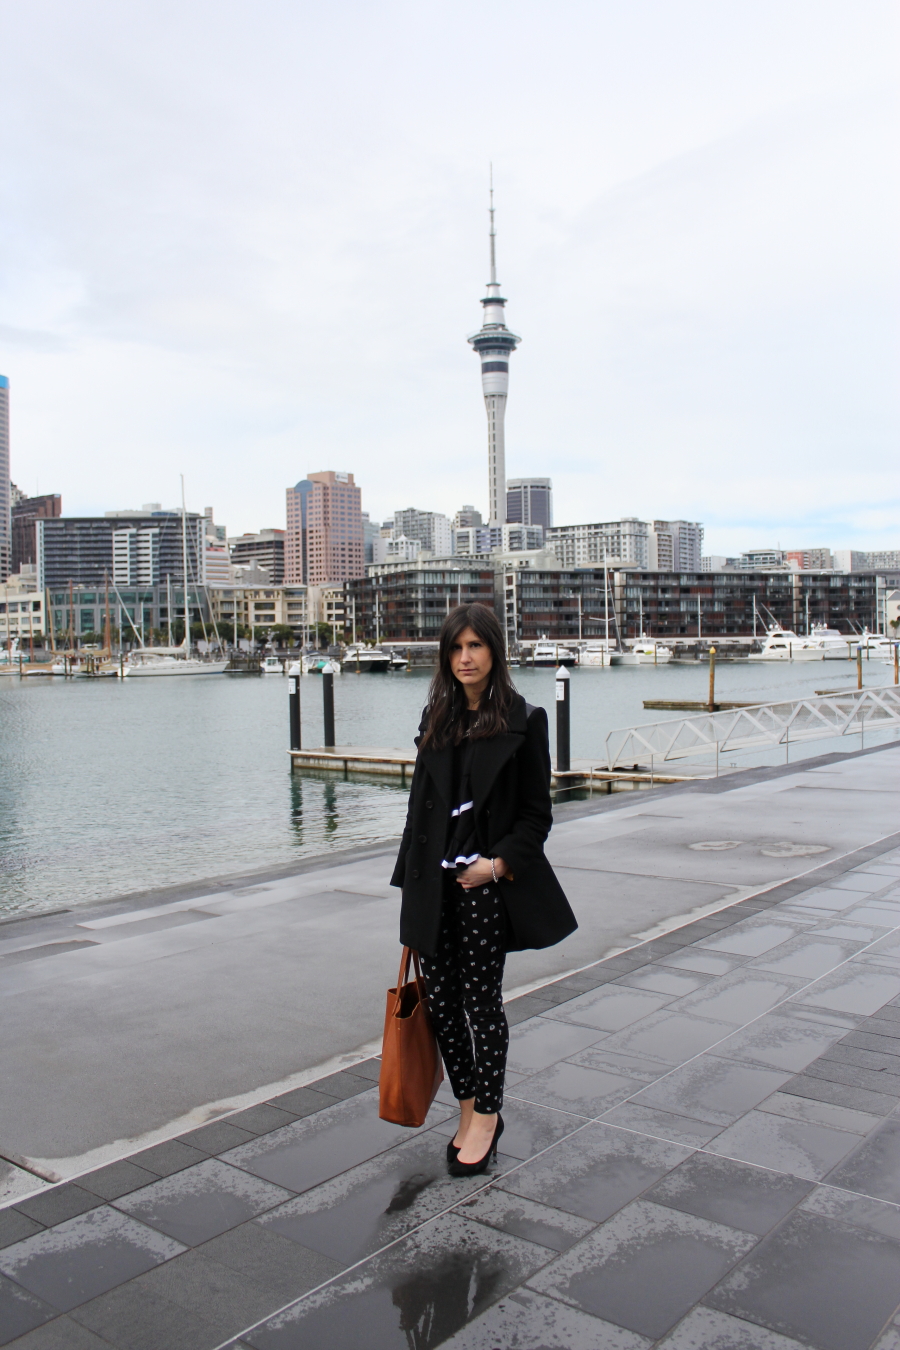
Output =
[
  {"x1": 113, "y1": 528, "x2": 160, "y2": 586},
  {"x1": 373, "y1": 534, "x2": 423, "y2": 564},
  {"x1": 0, "y1": 567, "x2": 45, "y2": 646},
  {"x1": 305, "y1": 471, "x2": 364, "y2": 585},
  {"x1": 229, "y1": 529, "x2": 285, "y2": 583},
  {"x1": 740, "y1": 549, "x2": 787, "y2": 569},
  {"x1": 285, "y1": 479, "x2": 313, "y2": 584},
  {"x1": 454, "y1": 505, "x2": 483, "y2": 530},
  {"x1": 546, "y1": 519, "x2": 650, "y2": 569},
  {"x1": 11, "y1": 492, "x2": 62, "y2": 573},
  {"x1": 391, "y1": 508, "x2": 452, "y2": 558},
  {"x1": 362, "y1": 512, "x2": 380, "y2": 564},
  {"x1": 36, "y1": 513, "x2": 204, "y2": 590},
  {"x1": 468, "y1": 184, "x2": 520, "y2": 525},
  {"x1": 507, "y1": 479, "x2": 552, "y2": 530},
  {"x1": 46, "y1": 582, "x2": 210, "y2": 645},
  {"x1": 0, "y1": 376, "x2": 9, "y2": 580},
  {"x1": 648, "y1": 520, "x2": 704, "y2": 571}
]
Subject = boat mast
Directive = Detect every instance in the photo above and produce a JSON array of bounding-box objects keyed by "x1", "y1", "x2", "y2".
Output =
[
  {"x1": 68, "y1": 579, "x2": 74, "y2": 652},
  {"x1": 603, "y1": 548, "x2": 610, "y2": 651},
  {"x1": 104, "y1": 572, "x2": 112, "y2": 656},
  {"x1": 181, "y1": 476, "x2": 190, "y2": 657},
  {"x1": 167, "y1": 573, "x2": 172, "y2": 647}
]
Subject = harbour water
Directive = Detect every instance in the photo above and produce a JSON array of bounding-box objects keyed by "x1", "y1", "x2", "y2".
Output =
[{"x1": 1, "y1": 658, "x2": 895, "y2": 918}]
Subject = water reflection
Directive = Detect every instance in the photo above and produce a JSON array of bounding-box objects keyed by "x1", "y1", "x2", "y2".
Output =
[{"x1": 391, "y1": 1251, "x2": 505, "y2": 1350}]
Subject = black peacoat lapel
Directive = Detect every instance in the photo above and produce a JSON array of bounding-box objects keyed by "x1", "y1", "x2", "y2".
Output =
[
  {"x1": 418, "y1": 694, "x2": 529, "y2": 814},
  {"x1": 416, "y1": 741, "x2": 453, "y2": 807}
]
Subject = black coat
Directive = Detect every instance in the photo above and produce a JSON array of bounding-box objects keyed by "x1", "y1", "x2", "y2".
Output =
[{"x1": 391, "y1": 693, "x2": 577, "y2": 958}]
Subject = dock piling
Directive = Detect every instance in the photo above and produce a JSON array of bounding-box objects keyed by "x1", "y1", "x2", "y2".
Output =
[
  {"x1": 323, "y1": 662, "x2": 336, "y2": 748},
  {"x1": 857, "y1": 645, "x2": 863, "y2": 690},
  {"x1": 708, "y1": 645, "x2": 716, "y2": 712},
  {"x1": 288, "y1": 661, "x2": 301, "y2": 751},
  {"x1": 556, "y1": 665, "x2": 571, "y2": 772}
]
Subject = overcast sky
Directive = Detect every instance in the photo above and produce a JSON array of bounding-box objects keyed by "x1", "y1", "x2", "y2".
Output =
[{"x1": 0, "y1": 0, "x2": 897, "y2": 553}]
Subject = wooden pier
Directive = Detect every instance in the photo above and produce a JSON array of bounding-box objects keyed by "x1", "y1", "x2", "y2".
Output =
[{"x1": 288, "y1": 746, "x2": 701, "y2": 792}]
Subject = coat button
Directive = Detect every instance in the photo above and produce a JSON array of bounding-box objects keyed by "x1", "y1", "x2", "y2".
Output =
[
  {"x1": 425, "y1": 800, "x2": 433, "y2": 810},
  {"x1": 418, "y1": 834, "x2": 427, "y2": 844},
  {"x1": 411, "y1": 869, "x2": 420, "y2": 879}
]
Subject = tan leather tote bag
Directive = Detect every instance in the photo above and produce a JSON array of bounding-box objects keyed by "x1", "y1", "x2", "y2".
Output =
[{"x1": 378, "y1": 947, "x2": 444, "y2": 1127}]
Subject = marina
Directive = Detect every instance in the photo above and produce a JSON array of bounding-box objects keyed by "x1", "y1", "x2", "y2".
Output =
[{"x1": 2, "y1": 658, "x2": 898, "y2": 921}]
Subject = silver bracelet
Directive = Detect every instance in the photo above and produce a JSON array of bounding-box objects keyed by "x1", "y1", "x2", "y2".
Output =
[{"x1": 490, "y1": 857, "x2": 498, "y2": 884}]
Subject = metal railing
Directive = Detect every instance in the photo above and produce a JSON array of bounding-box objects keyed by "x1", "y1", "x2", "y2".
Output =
[{"x1": 605, "y1": 686, "x2": 900, "y2": 769}]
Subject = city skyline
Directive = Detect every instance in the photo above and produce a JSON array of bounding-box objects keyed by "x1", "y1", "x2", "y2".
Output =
[{"x1": 0, "y1": 3, "x2": 896, "y2": 555}]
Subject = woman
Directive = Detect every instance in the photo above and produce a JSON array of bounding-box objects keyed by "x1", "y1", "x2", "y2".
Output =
[{"x1": 391, "y1": 603, "x2": 577, "y2": 1176}]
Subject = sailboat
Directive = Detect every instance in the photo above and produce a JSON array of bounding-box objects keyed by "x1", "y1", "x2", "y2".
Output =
[{"x1": 124, "y1": 482, "x2": 228, "y2": 677}]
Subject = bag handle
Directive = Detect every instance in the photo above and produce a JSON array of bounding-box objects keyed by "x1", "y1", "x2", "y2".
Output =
[{"x1": 392, "y1": 946, "x2": 423, "y2": 1014}]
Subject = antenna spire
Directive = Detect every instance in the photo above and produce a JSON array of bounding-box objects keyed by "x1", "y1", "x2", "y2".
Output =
[{"x1": 489, "y1": 164, "x2": 497, "y2": 285}]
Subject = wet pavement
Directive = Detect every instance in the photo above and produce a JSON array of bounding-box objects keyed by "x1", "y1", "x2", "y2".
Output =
[{"x1": 2, "y1": 813, "x2": 900, "y2": 1346}]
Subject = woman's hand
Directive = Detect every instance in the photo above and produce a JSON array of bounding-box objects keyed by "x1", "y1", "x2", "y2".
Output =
[{"x1": 456, "y1": 856, "x2": 507, "y2": 890}]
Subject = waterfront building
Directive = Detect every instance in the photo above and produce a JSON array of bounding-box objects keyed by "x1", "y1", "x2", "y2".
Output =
[
  {"x1": 285, "y1": 479, "x2": 313, "y2": 583},
  {"x1": 391, "y1": 508, "x2": 452, "y2": 558},
  {"x1": 46, "y1": 582, "x2": 210, "y2": 645},
  {"x1": 203, "y1": 544, "x2": 234, "y2": 586},
  {"x1": 507, "y1": 478, "x2": 552, "y2": 530},
  {"x1": 0, "y1": 375, "x2": 9, "y2": 581},
  {"x1": 453, "y1": 505, "x2": 483, "y2": 530},
  {"x1": 205, "y1": 583, "x2": 310, "y2": 642},
  {"x1": 346, "y1": 564, "x2": 496, "y2": 642},
  {"x1": 36, "y1": 513, "x2": 204, "y2": 590},
  {"x1": 305, "y1": 471, "x2": 364, "y2": 585},
  {"x1": 11, "y1": 492, "x2": 62, "y2": 574},
  {"x1": 648, "y1": 520, "x2": 704, "y2": 571},
  {"x1": 546, "y1": 518, "x2": 650, "y2": 569},
  {"x1": 468, "y1": 184, "x2": 520, "y2": 525},
  {"x1": 229, "y1": 529, "x2": 286, "y2": 584},
  {"x1": 501, "y1": 567, "x2": 886, "y2": 645},
  {"x1": 0, "y1": 567, "x2": 45, "y2": 646}
]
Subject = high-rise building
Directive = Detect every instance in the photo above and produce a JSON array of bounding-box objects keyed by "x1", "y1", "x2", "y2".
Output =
[
  {"x1": 229, "y1": 530, "x2": 286, "y2": 583},
  {"x1": 36, "y1": 513, "x2": 203, "y2": 589},
  {"x1": 12, "y1": 492, "x2": 62, "y2": 573},
  {"x1": 454, "y1": 524, "x2": 544, "y2": 555},
  {"x1": 468, "y1": 182, "x2": 520, "y2": 525},
  {"x1": 507, "y1": 479, "x2": 552, "y2": 530},
  {"x1": 362, "y1": 512, "x2": 381, "y2": 564},
  {"x1": 391, "y1": 508, "x2": 452, "y2": 558},
  {"x1": 454, "y1": 505, "x2": 483, "y2": 530},
  {"x1": 834, "y1": 549, "x2": 900, "y2": 572},
  {"x1": 0, "y1": 375, "x2": 9, "y2": 581},
  {"x1": 648, "y1": 520, "x2": 704, "y2": 571},
  {"x1": 547, "y1": 519, "x2": 651, "y2": 569},
  {"x1": 285, "y1": 479, "x2": 313, "y2": 584},
  {"x1": 787, "y1": 549, "x2": 833, "y2": 571},
  {"x1": 305, "y1": 471, "x2": 364, "y2": 585}
]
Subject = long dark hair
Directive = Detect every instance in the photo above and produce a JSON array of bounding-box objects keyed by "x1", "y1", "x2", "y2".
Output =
[{"x1": 419, "y1": 603, "x2": 516, "y2": 750}]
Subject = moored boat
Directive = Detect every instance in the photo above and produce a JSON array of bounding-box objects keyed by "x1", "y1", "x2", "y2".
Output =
[
  {"x1": 342, "y1": 645, "x2": 391, "y2": 672},
  {"x1": 748, "y1": 626, "x2": 823, "y2": 662},
  {"x1": 610, "y1": 642, "x2": 672, "y2": 666}
]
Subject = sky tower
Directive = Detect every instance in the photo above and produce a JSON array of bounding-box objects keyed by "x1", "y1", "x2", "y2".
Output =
[{"x1": 468, "y1": 176, "x2": 521, "y2": 526}]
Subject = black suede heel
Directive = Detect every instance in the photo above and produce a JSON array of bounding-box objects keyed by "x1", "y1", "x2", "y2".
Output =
[{"x1": 448, "y1": 1115, "x2": 503, "y2": 1177}]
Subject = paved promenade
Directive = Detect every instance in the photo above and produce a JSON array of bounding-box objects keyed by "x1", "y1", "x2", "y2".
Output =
[{"x1": 1, "y1": 741, "x2": 899, "y2": 1347}]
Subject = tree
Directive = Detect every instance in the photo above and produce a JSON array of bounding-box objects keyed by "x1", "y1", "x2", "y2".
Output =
[
  {"x1": 313, "y1": 622, "x2": 334, "y2": 648},
  {"x1": 270, "y1": 624, "x2": 294, "y2": 648}
]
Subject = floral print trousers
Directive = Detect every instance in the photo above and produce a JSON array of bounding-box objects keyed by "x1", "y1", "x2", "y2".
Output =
[{"x1": 420, "y1": 877, "x2": 509, "y2": 1114}]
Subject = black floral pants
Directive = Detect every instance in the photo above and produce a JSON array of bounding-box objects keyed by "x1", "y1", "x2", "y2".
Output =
[{"x1": 420, "y1": 877, "x2": 509, "y2": 1114}]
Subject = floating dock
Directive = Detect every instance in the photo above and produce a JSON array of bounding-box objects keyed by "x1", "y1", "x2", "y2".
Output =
[{"x1": 288, "y1": 746, "x2": 701, "y2": 791}]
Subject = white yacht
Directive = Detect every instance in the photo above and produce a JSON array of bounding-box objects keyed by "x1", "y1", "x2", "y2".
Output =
[
  {"x1": 261, "y1": 655, "x2": 285, "y2": 674},
  {"x1": 124, "y1": 648, "x2": 228, "y2": 677},
  {"x1": 748, "y1": 627, "x2": 823, "y2": 662},
  {"x1": 578, "y1": 643, "x2": 615, "y2": 667},
  {"x1": 529, "y1": 640, "x2": 578, "y2": 667},
  {"x1": 610, "y1": 642, "x2": 672, "y2": 666},
  {"x1": 342, "y1": 645, "x2": 391, "y2": 672},
  {"x1": 809, "y1": 625, "x2": 855, "y2": 659}
]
